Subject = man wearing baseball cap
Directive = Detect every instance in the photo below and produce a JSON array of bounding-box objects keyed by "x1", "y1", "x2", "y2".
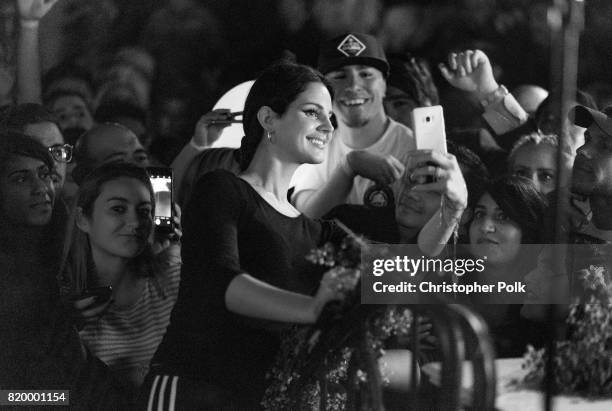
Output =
[
  {"x1": 291, "y1": 32, "x2": 416, "y2": 218},
  {"x1": 570, "y1": 105, "x2": 612, "y2": 230}
]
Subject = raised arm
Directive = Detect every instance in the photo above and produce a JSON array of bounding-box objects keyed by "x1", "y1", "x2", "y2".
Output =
[
  {"x1": 225, "y1": 268, "x2": 349, "y2": 324},
  {"x1": 16, "y1": 0, "x2": 59, "y2": 104},
  {"x1": 293, "y1": 150, "x2": 405, "y2": 218},
  {"x1": 171, "y1": 109, "x2": 231, "y2": 202},
  {"x1": 403, "y1": 150, "x2": 468, "y2": 256},
  {"x1": 439, "y1": 49, "x2": 528, "y2": 136}
]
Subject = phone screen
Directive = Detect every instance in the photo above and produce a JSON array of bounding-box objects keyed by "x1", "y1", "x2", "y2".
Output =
[{"x1": 147, "y1": 168, "x2": 173, "y2": 230}]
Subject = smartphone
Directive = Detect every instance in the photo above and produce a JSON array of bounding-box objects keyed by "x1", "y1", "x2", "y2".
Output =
[
  {"x1": 411, "y1": 105, "x2": 447, "y2": 154},
  {"x1": 147, "y1": 167, "x2": 174, "y2": 234},
  {"x1": 81, "y1": 286, "x2": 113, "y2": 303}
]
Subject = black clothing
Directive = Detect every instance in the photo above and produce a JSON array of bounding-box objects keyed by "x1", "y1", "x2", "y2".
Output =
[
  {"x1": 152, "y1": 170, "x2": 340, "y2": 404},
  {"x1": 325, "y1": 204, "x2": 400, "y2": 244}
]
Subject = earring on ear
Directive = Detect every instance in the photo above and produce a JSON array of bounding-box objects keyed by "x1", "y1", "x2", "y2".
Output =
[{"x1": 267, "y1": 130, "x2": 275, "y2": 143}]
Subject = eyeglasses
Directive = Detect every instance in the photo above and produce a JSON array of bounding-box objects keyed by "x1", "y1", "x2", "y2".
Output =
[{"x1": 48, "y1": 144, "x2": 73, "y2": 163}]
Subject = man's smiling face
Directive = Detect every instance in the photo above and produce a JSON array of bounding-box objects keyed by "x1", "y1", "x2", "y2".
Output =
[{"x1": 325, "y1": 65, "x2": 387, "y2": 129}]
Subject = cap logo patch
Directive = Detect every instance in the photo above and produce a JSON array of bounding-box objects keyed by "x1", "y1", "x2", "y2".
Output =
[{"x1": 337, "y1": 34, "x2": 366, "y2": 57}]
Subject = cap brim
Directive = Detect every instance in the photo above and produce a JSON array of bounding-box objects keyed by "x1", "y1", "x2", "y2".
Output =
[
  {"x1": 569, "y1": 105, "x2": 597, "y2": 128},
  {"x1": 570, "y1": 105, "x2": 612, "y2": 137},
  {"x1": 319, "y1": 57, "x2": 389, "y2": 77}
]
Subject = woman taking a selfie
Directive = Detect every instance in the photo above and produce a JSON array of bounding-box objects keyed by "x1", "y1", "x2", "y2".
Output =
[
  {"x1": 142, "y1": 61, "x2": 351, "y2": 409},
  {"x1": 59, "y1": 162, "x2": 181, "y2": 404}
]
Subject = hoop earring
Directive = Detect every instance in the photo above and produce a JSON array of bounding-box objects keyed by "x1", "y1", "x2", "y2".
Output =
[{"x1": 266, "y1": 130, "x2": 272, "y2": 141}]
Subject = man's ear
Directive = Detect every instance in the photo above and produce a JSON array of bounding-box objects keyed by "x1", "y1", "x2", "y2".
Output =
[
  {"x1": 75, "y1": 207, "x2": 90, "y2": 233},
  {"x1": 256, "y1": 105, "x2": 278, "y2": 134}
]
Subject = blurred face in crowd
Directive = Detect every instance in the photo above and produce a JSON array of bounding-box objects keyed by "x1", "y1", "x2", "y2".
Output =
[
  {"x1": 84, "y1": 124, "x2": 149, "y2": 168},
  {"x1": 77, "y1": 177, "x2": 153, "y2": 261},
  {"x1": 23, "y1": 121, "x2": 67, "y2": 187},
  {"x1": 326, "y1": 65, "x2": 386, "y2": 128},
  {"x1": 510, "y1": 143, "x2": 557, "y2": 195},
  {"x1": 1, "y1": 155, "x2": 56, "y2": 227},
  {"x1": 395, "y1": 172, "x2": 440, "y2": 230},
  {"x1": 572, "y1": 123, "x2": 612, "y2": 197},
  {"x1": 272, "y1": 82, "x2": 334, "y2": 165},
  {"x1": 383, "y1": 85, "x2": 420, "y2": 127},
  {"x1": 469, "y1": 193, "x2": 522, "y2": 266},
  {"x1": 49, "y1": 94, "x2": 94, "y2": 132}
]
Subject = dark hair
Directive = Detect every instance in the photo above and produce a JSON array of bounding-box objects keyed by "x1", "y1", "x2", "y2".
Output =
[
  {"x1": 238, "y1": 61, "x2": 334, "y2": 170},
  {"x1": 44, "y1": 89, "x2": 93, "y2": 115},
  {"x1": 94, "y1": 98, "x2": 148, "y2": 126},
  {"x1": 0, "y1": 103, "x2": 60, "y2": 132},
  {"x1": 474, "y1": 176, "x2": 548, "y2": 244},
  {"x1": 42, "y1": 62, "x2": 95, "y2": 100},
  {"x1": 0, "y1": 130, "x2": 55, "y2": 177},
  {"x1": 59, "y1": 162, "x2": 156, "y2": 294},
  {"x1": 535, "y1": 88, "x2": 598, "y2": 133}
]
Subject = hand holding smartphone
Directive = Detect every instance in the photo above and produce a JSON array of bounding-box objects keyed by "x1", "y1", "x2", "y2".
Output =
[
  {"x1": 411, "y1": 105, "x2": 447, "y2": 154},
  {"x1": 410, "y1": 105, "x2": 447, "y2": 184},
  {"x1": 80, "y1": 286, "x2": 113, "y2": 303},
  {"x1": 147, "y1": 167, "x2": 174, "y2": 235}
]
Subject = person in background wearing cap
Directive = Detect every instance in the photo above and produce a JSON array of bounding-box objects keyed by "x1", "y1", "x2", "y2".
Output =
[
  {"x1": 569, "y1": 105, "x2": 612, "y2": 233},
  {"x1": 520, "y1": 105, "x2": 612, "y2": 323},
  {"x1": 291, "y1": 32, "x2": 416, "y2": 218}
]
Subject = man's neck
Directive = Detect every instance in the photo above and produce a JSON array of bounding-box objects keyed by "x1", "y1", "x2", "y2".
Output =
[{"x1": 339, "y1": 114, "x2": 389, "y2": 150}]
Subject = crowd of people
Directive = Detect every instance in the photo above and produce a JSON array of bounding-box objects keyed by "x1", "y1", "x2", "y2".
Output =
[{"x1": 1, "y1": 0, "x2": 612, "y2": 409}]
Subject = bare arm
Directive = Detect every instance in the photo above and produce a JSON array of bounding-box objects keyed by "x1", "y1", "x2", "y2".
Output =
[
  {"x1": 293, "y1": 162, "x2": 355, "y2": 218},
  {"x1": 171, "y1": 110, "x2": 232, "y2": 202},
  {"x1": 225, "y1": 269, "x2": 350, "y2": 324},
  {"x1": 16, "y1": 0, "x2": 58, "y2": 104},
  {"x1": 402, "y1": 150, "x2": 467, "y2": 256},
  {"x1": 294, "y1": 151, "x2": 405, "y2": 218}
]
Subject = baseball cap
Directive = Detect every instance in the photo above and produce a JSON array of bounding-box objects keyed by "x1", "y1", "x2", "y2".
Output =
[
  {"x1": 570, "y1": 105, "x2": 612, "y2": 138},
  {"x1": 318, "y1": 32, "x2": 389, "y2": 76}
]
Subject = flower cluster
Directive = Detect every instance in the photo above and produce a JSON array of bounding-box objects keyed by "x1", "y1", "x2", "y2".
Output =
[
  {"x1": 262, "y1": 234, "x2": 413, "y2": 410},
  {"x1": 523, "y1": 264, "x2": 612, "y2": 397}
]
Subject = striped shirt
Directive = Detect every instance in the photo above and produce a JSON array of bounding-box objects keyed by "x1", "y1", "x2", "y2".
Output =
[{"x1": 80, "y1": 256, "x2": 181, "y2": 397}]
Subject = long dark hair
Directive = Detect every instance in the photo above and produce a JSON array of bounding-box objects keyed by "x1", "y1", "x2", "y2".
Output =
[
  {"x1": 0, "y1": 130, "x2": 63, "y2": 269},
  {"x1": 59, "y1": 162, "x2": 156, "y2": 295},
  {"x1": 238, "y1": 61, "x2": 334, "y2": 170}
]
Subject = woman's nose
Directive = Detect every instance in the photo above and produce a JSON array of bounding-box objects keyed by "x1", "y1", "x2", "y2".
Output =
[
  {"x1": 319, "y1": 115, "x2": 334, "y2": 133},
  {"x1": 479, "y1": 217, "x2": 496, "y2": 233}
]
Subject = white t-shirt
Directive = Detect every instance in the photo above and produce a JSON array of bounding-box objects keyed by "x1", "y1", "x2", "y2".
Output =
[{"x1": 291, "y1": 117, "x2": 415, "y2": 205}]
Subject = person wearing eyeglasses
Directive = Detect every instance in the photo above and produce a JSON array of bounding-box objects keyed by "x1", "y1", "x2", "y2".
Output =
[
  {"x1": 0, "y1": 103, "x2": 72, "y2": 189},
  {"x1": 0, "y1": 130, "x2": 126, "y2": 409}
]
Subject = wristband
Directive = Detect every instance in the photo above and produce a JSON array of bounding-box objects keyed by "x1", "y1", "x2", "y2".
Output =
[
  {"x1": 20, "y1": 19, "x2": 40, "y2": 29},
  {"x1": 480, "y1": 85, "x2": 509, "y2": 108}
]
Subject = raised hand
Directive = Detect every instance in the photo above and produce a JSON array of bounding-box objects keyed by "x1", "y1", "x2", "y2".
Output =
[
  {"x1": 439, "y1": 49, "x2": 499, "y2": 101},
  {"x1": 192, "y1": 109, "x2": 234, "y2": 148},
  {"x1": 405, "y1": 149, "x2": 468, "y2": 212},
  {"x1": 17, "y1": 0, "x2": 59, "y2": 22}
]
